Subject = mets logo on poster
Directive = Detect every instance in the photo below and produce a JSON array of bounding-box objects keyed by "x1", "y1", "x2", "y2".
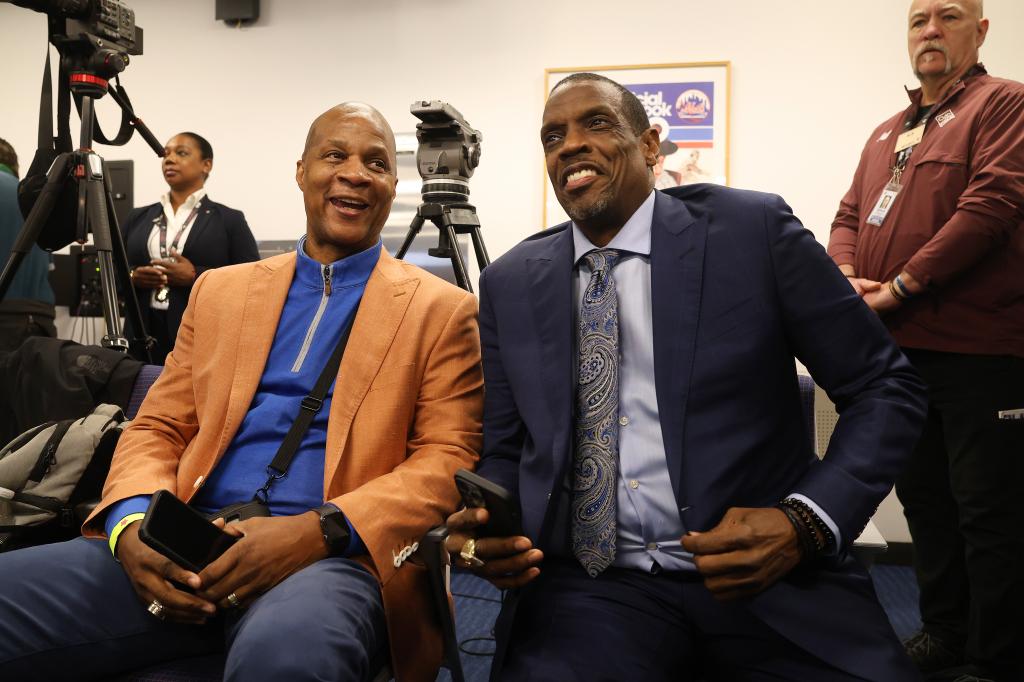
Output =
[{"x1": 675, "y1": 89, "x2": 711, "y2": 122}]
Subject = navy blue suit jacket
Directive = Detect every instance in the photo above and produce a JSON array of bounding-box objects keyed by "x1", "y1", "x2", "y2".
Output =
[
  {"x1": 124, "y1": 198, "x2": 259, "y2": 343},
  {"x1": 476, "y1": 185, "x2": 926, "y2": 677}
]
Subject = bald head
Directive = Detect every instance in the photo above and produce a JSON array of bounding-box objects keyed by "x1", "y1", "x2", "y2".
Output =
[
  {"x1": 302, "y1": 102, "x2": 397, "y2": 166},
  {"x1": 909, "y1": 0, "x2": 983, "y2": 19}
]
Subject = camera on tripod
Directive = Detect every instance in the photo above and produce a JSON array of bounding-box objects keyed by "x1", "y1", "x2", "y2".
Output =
[
  {"x1": 11, "y1": 0, "x2": 143, "y2": 97},
  {"x1": 398, "y1": 101, "x2": 490, "y2": 293},
  {"x1": 0, "y1": 0, "x2": 158, "y2": 359},
  {"x1": 411, "y1": 101, "x2": 482, "y2": 204}
]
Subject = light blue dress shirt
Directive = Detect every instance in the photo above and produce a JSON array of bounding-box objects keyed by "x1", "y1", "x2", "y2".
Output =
[{"x1": 571, "y1": 191, "x2": 840, "y2": 573}]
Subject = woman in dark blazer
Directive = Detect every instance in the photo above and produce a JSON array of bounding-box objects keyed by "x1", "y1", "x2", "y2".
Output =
[{"x1": 125, "y1": 132, "x2": 259, "y2": 364}]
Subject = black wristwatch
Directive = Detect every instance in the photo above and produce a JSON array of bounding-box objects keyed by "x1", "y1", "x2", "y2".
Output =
[{"x1": 316, "y1": 503, "x2": 351, "y2": 557}]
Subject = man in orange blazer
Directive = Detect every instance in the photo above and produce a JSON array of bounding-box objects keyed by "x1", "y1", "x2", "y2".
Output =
[{"x1": 0, "y1": 103, "x2": 482, "y2": 682}]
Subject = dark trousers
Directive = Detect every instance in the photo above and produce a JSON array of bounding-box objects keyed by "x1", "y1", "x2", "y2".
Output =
[
  {"x1": 137, "y1": 305, "x2": 172, "y2": 365},
  {"x1": 896, "y1": 349, "x2": 1024, "y2": 677},
  {"x1": 0, "y1": 538, "x2": 388, "y2": 682},
  {"x1": 496, "y1": 558, "x2": 917, "y2": 682}
]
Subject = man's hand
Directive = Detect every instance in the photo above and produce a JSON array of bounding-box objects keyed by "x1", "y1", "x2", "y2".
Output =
[
  {"x1": 116, "y1": 522, "x2": 217, "y2": 624},
  {"x1": 196, "y1": 513, "x2": 327, "y2": 609},
  {"x1": 681, "y1": 507, "x2": 802, "y2": 601},
  {"x1": 846, "y1": 277, "x2": 882, "y2": 298},
  {"x1": 862, "y1": 282, "x2": 902, "y2": 315},
  {"x1": 444, "y1": 507, "x2": 543, "y2": 590},
  {"x1": 130, "y1": 265, "x2": 167, "y2": 289},
  {"x1": 152, "y1": 249, "x2": 197, "y2": 287}
]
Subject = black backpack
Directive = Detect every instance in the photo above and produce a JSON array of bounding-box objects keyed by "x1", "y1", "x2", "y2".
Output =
[{"x1": 0, "y1": 404, "x2": 129, "y2": 552}]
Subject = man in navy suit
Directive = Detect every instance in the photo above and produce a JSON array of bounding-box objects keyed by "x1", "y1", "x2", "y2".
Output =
[{"x1": 446, "y1": 74, "x2": 928, "y2": 681}]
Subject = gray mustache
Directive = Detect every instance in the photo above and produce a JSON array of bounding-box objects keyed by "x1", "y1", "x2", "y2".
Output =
[{"x1": 915, "y1": 42, "x2": 949, "y2": 59}]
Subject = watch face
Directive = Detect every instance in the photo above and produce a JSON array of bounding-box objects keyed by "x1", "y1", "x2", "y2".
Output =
[{"x1": 321, "y1": 509, "x2": 350, "y2": 554}]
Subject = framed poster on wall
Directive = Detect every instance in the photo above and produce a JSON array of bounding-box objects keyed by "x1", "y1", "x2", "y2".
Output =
[{"x1": 542, "y1": 61, "x2": 731, "y2": 227}]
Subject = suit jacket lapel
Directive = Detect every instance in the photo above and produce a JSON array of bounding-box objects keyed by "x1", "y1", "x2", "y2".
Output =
[
  {"x1": 324, "y1": 250, "x2": 417, "y2": 484},
  {"x1": 180, "y1": 198, "x2": 213, "y2": 256},
  {"x1": 650, "y1": 191, "x2": 706, "y2": 503},
  {"x1": 218, "y1": 253, "x2": 293, "y2": 458},
  {"x1": 525, "y1": 227, "x2": 575, "y2": 487}
]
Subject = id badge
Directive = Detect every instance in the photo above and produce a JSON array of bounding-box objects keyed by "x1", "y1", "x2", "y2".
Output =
[
  {"x1": 894, "y1": 124, "x2": 925, "y2": 153},
  {"x1": 866, "y1": 182, "x2": 901, "y2": 226}
]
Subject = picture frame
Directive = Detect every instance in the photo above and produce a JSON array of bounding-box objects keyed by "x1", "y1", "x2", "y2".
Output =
[{"x1": 542, "y1": 61, "x2": 731, "y2": 227}]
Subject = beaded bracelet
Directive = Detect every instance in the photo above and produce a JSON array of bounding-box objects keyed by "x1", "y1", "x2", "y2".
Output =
[
  {"x1": 777, "y1": 498, "x2": 836, "y2": 557},
  {"x1": 776, "y1": 504, "x2": 817, "y2": 562}
]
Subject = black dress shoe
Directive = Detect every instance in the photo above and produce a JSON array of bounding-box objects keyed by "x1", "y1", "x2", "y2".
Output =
[{"x1": 904, "y1": 631, "x2": 964, "y2": 673}]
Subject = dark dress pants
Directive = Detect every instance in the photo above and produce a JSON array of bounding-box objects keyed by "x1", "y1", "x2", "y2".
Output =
[
  {"x1": 138, "y1": 305, "x2": 172, "y2": 365},
  {"x1": 896, "y1": 349, "x2": 1024, "y2": 678},
  {"x1": 496, "y1": 558, "x2": 916, "y2": 682},
  {"x1": 0, "y1": 537, "x2": 387, "y2": 682}
]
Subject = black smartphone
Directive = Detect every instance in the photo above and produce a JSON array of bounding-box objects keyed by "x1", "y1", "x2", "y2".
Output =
[
  {"x1": 454, "y1": 469, "x2": 523, "y2": 537},
  {"x1": 137, "y1": 490, "x2": 239, "y2": 573}
]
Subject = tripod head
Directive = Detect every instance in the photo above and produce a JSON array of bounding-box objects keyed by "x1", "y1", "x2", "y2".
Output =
[
  {"x1": 11, "y1": 0, "x2": 142, "y2": 97},
  {"x1": 410, "y1": 100, "x2": 482, "y2": 205}
]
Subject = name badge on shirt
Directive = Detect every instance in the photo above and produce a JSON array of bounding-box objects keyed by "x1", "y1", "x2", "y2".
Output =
[
  {"x1": 894, "y1": 124, "x2": 925, "y2": 153},
  {"x1": 866, "y1": 181, "x2": 901, "y2": 226}
]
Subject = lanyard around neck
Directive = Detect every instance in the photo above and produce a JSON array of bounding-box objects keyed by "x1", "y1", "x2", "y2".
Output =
[{"x1": 157, "y1": 201, "x2": 202, "y2": 259}]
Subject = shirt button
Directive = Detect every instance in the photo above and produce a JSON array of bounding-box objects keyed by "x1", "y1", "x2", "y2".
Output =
[
  {"x1": 629, "y1": 479, "x2": 639, "y2": 489},
  {"x1": 619, "y1": 415, "x2": 630, "y2": 427},
  {"x1": 646, "y1": 542, "x2": 658, "y2": 551}
]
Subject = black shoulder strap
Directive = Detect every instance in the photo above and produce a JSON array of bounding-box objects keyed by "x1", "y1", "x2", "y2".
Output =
[
  {"x1": 36, "y1": 45, "x2": 53, "y2": 151},
  {"x1": 255, "y1": 309, "x2": 358, "y2": 502}
]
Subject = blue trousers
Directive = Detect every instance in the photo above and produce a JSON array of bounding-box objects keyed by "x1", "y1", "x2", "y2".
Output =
[{"x1": 0, "y1": 537, "x2": 387, "y2": 682}]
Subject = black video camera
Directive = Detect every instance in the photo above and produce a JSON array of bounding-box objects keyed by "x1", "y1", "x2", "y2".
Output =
[
  {"x1": 410, "y1": 100, "x2": 482, "y2": 203},
  {"x1": 11, "y1": 0, "x2": 143, "y2": 94}
]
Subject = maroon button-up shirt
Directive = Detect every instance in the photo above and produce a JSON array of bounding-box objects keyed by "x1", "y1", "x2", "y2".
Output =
[{"x1": 829, "y1": 65, "x2": 1024, "y2": 357}]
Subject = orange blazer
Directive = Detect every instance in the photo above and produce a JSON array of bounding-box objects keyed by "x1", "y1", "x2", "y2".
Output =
[{"x1": 84, "y1": 248, "x2": 483, "y2": 682}]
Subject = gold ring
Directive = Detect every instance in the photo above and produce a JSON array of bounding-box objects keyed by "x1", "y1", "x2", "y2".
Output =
[
  {"x1": 226, "y1": 592, "x2": 240, "y2": 608},
  {"x1": 459, "y1": 538, "x2": 485, "y2": 568},
  {"x1": 147, "y1": 599, "x2": 166, "y2": 620}
]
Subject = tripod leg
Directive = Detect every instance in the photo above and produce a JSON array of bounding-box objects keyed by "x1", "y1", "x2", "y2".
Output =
[
  {"x1": 468, "y1": 226, "x2": 491, "y2": 271},
  {"x1": 82, "y1": 157, "x2": 129, "y2": 353},
  {"x1": 444, "y1": 224, "x2": 472, "y2": 293},
  {"x1": 103, "y1": 165, "x2": 153, "y2": 362},
  {"x1": 396, "y1": 215, "x2": 425, "y2": 260},
  {"x1": 0, "y1": 153, "x2": 73, "y2": 301}
]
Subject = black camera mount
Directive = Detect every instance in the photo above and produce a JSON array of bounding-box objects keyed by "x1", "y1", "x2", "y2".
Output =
[{"x1": 396, "y1": 101, "x2": 490, "y2": 293}]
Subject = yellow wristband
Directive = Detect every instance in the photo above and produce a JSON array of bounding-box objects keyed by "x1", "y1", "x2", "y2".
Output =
[{"x1": 108, "y1": 513, "x2": 147, "y2": 558}]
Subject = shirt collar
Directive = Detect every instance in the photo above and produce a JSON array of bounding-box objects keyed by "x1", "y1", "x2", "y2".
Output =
[
  {"x1": 159, "y1": 187, "x2": 207, "y2": 215},
  {"x1": 904, "y1": 62, "x2": 987, "y2": 104},
  {"x1": 571, "y1": 190, "x2": 655, "y2": 266},
  {"x1": 294, "y1": 235, "x2": 381, "y2": 291}
]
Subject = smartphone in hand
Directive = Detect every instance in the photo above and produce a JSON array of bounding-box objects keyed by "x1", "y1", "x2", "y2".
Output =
[
  {"x1": 137, "y1": 490, "x2": 239, "y2": 573},
  {"x1": 454, "y1": 469, "x2": 523, "y2": 538}
]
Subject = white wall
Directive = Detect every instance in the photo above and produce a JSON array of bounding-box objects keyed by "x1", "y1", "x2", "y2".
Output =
[
  {"x1": 3, "y1": 0, "x2": 1023, "y2": 256},
  {"x1": 4, "y1": 0, "x2": 1023, "y2": 543}
]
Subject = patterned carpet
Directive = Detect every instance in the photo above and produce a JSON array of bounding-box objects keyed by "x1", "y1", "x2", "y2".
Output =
[{"x1": 438, "y1": 565, "x2": 923, "y2": 682}]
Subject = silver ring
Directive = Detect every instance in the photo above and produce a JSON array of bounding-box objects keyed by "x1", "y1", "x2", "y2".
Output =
[
  {"x1": 147, "y1": 599, "x2": 166, "y2": 620},
  {"x1": 226, "y1": 592, "x2": 240, "y2": 608}
]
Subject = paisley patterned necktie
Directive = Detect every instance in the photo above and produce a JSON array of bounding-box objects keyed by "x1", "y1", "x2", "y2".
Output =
[{"x1": 571, "y1": 248, "x2": 621, "y2": 577}]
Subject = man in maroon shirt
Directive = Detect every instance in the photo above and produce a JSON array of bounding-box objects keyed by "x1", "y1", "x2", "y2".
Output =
[{"x1": 828, "y1": 2, "x2": 1024, "y2": 681}]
